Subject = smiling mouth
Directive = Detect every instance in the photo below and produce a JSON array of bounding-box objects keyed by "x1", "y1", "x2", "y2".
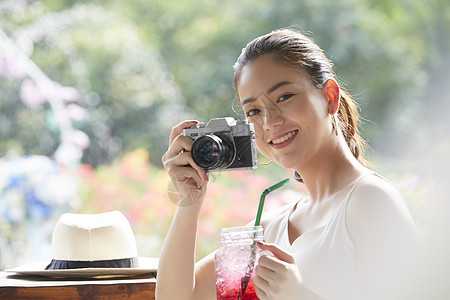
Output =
[{"x1": 271, "y1": 130, "x2": 298, "y2": 145}]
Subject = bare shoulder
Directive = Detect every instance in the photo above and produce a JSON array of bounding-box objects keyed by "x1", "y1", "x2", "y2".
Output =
[
  {"x1": 348, "y1": 174, "x2": 412, "y2": 219},
  {"x1": 346, "y1": 174, "x2": 416, "y2": 243}
]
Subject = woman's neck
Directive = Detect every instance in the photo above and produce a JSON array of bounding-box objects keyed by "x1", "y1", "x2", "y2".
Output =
[{"x1": 296, "y1": 138, "x2": 368, "y2": 203}]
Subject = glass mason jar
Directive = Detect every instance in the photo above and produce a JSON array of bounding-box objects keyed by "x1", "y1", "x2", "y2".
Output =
[{"x1": 214, "y1": 226, "x2": 264, "y2": 300}]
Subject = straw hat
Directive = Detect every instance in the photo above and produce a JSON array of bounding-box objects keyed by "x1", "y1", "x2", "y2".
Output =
[{"x1": 6, "y1": 211, "x2": 158, "y2": 278}]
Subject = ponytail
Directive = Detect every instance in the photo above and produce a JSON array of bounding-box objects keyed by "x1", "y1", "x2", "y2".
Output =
[{"x1": 337, "y1": 89, "x2": 369, "y2": 168}]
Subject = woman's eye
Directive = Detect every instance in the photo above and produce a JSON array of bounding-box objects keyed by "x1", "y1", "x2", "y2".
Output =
[
  {"x1": 246, "y1": 108, "x2": 260, "y2": 117},
  {"x1": 278, "y1": 94, "x2": 294, "y2": 102}
]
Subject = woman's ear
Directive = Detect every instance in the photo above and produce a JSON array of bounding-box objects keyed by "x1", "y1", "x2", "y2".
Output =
[{"x1": 323, "y1": 79, "x2": 340, "y2": 114}]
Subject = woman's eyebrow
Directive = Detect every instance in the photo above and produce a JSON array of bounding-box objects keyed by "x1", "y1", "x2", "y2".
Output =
[
  {"x1": 267, "y1": 81, "x2": 293, "y2": 94},
  {"x1": 241, "y1": 97, "x2": 256, "y2": 106},
  {"x1": 241, "y1": 81, "x2": 293, "y2": 106}
]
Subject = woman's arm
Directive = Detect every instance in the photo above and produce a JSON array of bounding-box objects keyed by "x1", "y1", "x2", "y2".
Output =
[
  {"x1": 156, "y1": 120, "x2": 216, "y2": 300},
  {"x1": 156, "y1": 206, "x2": 217, "y2": 300}
]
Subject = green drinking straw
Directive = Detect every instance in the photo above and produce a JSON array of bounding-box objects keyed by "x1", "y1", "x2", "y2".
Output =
[
  {"x1": 254, "y1": 178, "x2": 290, "y2": 226},
  {"x1": 240, "y1": 178, "x2": 291, "y2": 297}
]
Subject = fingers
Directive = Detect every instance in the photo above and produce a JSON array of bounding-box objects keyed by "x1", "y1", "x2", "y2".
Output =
[
  {"x1": 163, "y1": 120, "x2": 209, "y2": 208},
  {"x1": 169, "y1": 120, "x2": 199, "y2": 145},
  {"x1": 254, "y1": 280, "x2": 269, "y2": 300},
  {"x1": 165, "y1": 151, "x2": 208, "y2": 183},
  {"x1": 168, "y1": 164, "x2": 205, "y2": 188},
  {"x1": 163, "y1": 120, "x2": 208, "y2": 183},
  {"x1": 255, "y1": 255, "x2": 289, "y2": 285},
  {"x1": 254, "y1": 242, "x2": 300, "y2": 299},
  {"x1": 257, "y1": 241, "x2": 295, "y2": 264},
  {"x1": 168, "y1": 166, "x2": 207, "y2": 205},
  {"x1": 164, "y1": 134, "x2": 194, "y2": 160},
  {"x1": 254, "y1": 262, "x2": 277, "y2": 286},
  {"x1": 253, "y1": 261, "x2": 282, "y2": 300},
  {"x1": 255, "y1": 243, "x2": 293, "y2": 288}
]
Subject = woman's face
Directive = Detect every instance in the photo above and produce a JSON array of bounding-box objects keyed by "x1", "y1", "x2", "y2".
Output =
[{"x1": 236, "y1": 55, "x2": 332, "y2": 170}]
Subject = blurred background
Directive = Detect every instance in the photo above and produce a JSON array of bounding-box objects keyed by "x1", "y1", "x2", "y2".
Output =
[{"x1": 0, "y1": 0, "x2": 449, "y2": 296}]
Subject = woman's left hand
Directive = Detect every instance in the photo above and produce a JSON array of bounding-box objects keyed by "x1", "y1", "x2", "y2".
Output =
[{"x1": 254, "y1": 242, "x2": 317, "y2": 300}]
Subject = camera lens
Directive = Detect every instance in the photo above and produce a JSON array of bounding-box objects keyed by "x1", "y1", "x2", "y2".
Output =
[{"x1": 191, "y1": 135, "x2": 235, "y2": 170}]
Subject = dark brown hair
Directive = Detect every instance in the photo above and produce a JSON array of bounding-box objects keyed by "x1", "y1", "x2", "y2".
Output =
[{"x1": 233, "y1": 28, "x2": 368, "y2": 179}]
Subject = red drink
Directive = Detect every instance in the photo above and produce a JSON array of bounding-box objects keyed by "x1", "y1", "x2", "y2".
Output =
[
  {"x1": 216, "y1": 277, "x2": 259, "y2": 300},
  {"x1": 214, "y1": 226, "x2": 263, "y2": 300}
]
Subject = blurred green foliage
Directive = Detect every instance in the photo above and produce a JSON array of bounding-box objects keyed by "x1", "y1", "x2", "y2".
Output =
[{"x1": 1, "y1": 0, "x2": 449, "y2": 169}]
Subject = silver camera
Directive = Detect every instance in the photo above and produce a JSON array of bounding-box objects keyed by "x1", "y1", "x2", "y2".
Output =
[{"x1": 183, "y1": 117, "x2": 257, "y2": 172}]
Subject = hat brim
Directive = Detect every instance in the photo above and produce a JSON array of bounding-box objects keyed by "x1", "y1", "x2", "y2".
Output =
[{"x1": 5, "y1": 257, "x2": 158, "y2": 279}]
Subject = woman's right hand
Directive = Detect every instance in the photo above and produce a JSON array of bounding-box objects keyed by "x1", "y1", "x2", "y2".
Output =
[{"x1": 162, "y1": 120, "x2": 209, "y2": 210}]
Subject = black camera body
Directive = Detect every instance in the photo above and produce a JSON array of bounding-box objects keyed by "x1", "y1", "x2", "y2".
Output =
[{"x1": 183, "y1": 117, "x2": 257, "y2": 172}]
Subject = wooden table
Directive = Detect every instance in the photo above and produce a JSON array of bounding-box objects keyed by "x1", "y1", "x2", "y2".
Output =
[{"x1": 0, "y1": 271, "x2": 156, "y2": 299}]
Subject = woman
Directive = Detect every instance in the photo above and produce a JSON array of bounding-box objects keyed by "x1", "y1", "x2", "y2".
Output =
[{"x1": 156, "y1": 28, "x2": 416, "y2": 300}]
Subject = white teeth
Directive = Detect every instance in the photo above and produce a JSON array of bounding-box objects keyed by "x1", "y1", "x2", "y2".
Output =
[{"x1": 272, "y1": 131, "x2": 297, "y2": 144}]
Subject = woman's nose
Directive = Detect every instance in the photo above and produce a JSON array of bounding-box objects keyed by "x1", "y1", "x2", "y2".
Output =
[{"x1": 261, "y1": 103, "x2": 284, "y2": 131}]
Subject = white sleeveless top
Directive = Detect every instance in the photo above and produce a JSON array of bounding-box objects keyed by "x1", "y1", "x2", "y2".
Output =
[{"x1": 263, "y1": 174, "x2": 378, "y2": 300}]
